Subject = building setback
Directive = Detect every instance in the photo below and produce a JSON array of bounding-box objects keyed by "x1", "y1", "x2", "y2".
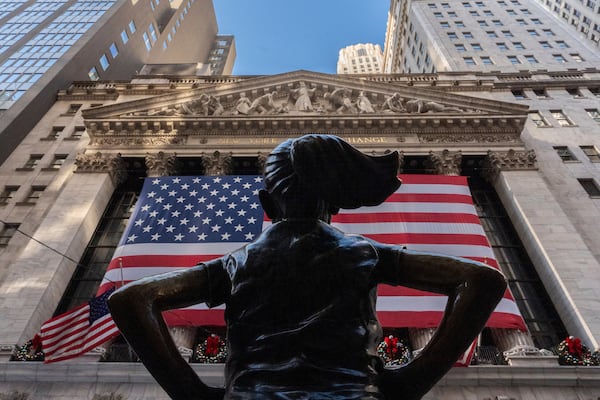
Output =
[{"x1": 0, "y1": 0, "x2": 235, "y2": 165}]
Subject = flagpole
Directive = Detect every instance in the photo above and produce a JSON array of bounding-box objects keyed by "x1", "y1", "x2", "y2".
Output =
[{"x1": 118, "y1": 257, "x2": 124, "y2": 288}]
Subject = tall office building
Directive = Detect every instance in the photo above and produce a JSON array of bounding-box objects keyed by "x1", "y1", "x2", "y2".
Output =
[
  {"x1": 532, "y1": 0, "x2": 600, "y2": 47},
  {"x1": 383, "y1": 0, "x2": 600, "y2": 73},
  {"x1": 337, "y1": 43, "x2": 384, "y2": 74},
  {"x1": 0, "y1": 0, "x2": 235, "y2": 165}
]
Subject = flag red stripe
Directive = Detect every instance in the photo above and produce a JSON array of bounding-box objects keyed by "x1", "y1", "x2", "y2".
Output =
[
  {"x1": 332, "y1": 212, "x2": 482, "y2": 224},
  {"x1": 398, "y1": 175, "x2": 468, "y2": 185},
  {"x1": 363, "y1": 233, "x2": 491, "y2": 246},
  {"x1": 378, "y1": 311, "x2": 526, "y2": 330},
  {"x1": 386, "y1": 193, "x2": 474, "y2": 204}
]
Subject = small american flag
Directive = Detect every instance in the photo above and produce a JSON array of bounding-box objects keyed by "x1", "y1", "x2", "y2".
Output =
[{"x1": 40, "y1": 288, "x2": 118, "y2": 363}]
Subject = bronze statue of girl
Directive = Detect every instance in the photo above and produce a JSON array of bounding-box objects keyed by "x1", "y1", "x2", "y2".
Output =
[{"x1": 109, "y1": 134, "x2": 506, "y2": 400}]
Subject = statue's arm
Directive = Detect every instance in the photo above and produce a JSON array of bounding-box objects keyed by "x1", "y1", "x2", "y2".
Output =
[
  {"x1": 374, "y1": 246, "x2": 507, "y2": 400},
  {"x1": 108, "y1": 262, "x2": 229, "y2": 400}
]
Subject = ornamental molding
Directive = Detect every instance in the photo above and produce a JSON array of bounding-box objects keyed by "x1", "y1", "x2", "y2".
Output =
[
  {"x1": 145, "y1": 152, "x2": 180, "y2": 177},
  {"x1": 79, "y1": 71, "x2": 528, "y2": 145},
  {"x1": 419, "y1": 133, "x2": 520, "y2": 144},
  {"x1": 74, "y1": 152, "x2": 127, "y2": 185},
  {"x1": 483, "y1": 149, "x2": 538, "y2": 180},
  {"x1": 427, "y1": 150, "x2": 463, "y2": 176},
  {"x1": 201, "y1": 151, "x2": 233, "y2": 176}
]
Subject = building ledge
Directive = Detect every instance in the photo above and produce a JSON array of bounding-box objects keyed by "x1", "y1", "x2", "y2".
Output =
[{"x1": 1, "y1": 362, "x2": 600, "y2": 388}]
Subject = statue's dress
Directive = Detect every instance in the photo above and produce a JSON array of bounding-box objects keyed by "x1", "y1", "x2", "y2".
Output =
[{"x1": 203, "y1": 219, "x2": 406, "y2": 399}]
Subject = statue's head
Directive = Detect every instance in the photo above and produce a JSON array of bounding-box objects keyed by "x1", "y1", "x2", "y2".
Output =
[{"x1": 259, "y1": 135, "x2": 401, "y2": 222}]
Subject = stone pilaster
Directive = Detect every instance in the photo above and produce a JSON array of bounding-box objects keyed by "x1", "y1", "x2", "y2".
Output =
[
  {"x1": 201, "y1": 151, "x2": 233, "y2": 176},
  {"x1": 74, "y1": 152, "x2": 127, "y2": 186},
  {"x1": 257, "y1": 152, "x2": 268, "y2": 175},
  {"x1": 482, "y1": 149, "x2": 538, "y2": 181},
  {"x1": 426, "y1": 149, "x2": 462, "y2": 176}
]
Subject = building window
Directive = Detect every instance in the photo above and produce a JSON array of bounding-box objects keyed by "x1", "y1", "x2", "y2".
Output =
[
  {"x1": 143, "y1": 32, "x2": 152, "y2": 51},
  {"x1": 586, "y1": 108, "x2": 600, "y2": 122},
  {"x1": 128, "y1": 20, "x2": 136, "y2": 33},
  {"x1": 513, "y1": 41, "x2": 525, "y2": 49},
  {"x1": 0, "y1": 223, "x2": 19, "y2": 246},
  {"x1": 516, "y1": 18, "x2": 527, "y2": 25},
  {"x1": 120, "y1": 30, "x2": 129, "y2": 44},
  {"x1": 502, "y1": 30, "x2": 514, "y2": 37},
  {"x1": 455, "y1": 21, "x2": 465, "y2": 27},
  {"x1": 66, "y1": 104, "x2": 82, "y2": 114},
  {"x1": 508, "y1": 55, "x2": 521, "y2": 64},
  {"x1": 472, "y1": 43, "x2": 483, "y2": 50},
  {"x1": 463, "y1": 1, "x2": 472, "y2": 6},
  {"x1": 493, "y1": 19, "x2": 503, "y2": 25},
  {"x1": 463, "y1": 56, "x2": 476, "y2": 65},
  {"x1": 531, "y1": 18, "x2": 542, "y2": 24},
  {"x1": 19, "y1": 154, "x2": 43, "y2": 170},
  {"x1": 463, "y1": 31, "x2": 473, "y2": 38},
  {"x1": 543, "y1": 29, "x2": 555, "y2": 36},
  {"x1": 551, "y1": 110, "x2": 575, "y2": 126},
  {"x1": 529, "y1": 111, "x2": 550, "y2": 126},
  {"x1": 487, "y1": 31, "x2": 498, "y2": 37},
  {"x1": 525, "y1": 55, "x2": 538, "y2": 63},
  {"x1": 527, "y1": 29, "x2": 539, "y2": 36},
  {"x1": 553, "y1": 54, "x2": 567, "y2": 63},
  {"x1": 497, "y1": 42, "x2": 508, "y2": 50},
  {"x1": 448, "y1": 32, "x2": 458, "y2": 39},
  {"x1": 570, "y1": 53, "x2": 584, "y2": 62},
  {"x1": 553, "y1": 146, "x2": 577, "y2": 161},
  {"x1": 109, "y1": 43, "x2": 118, "y2": 58},
  {"x1": 22, "y1": 186, "x2": 46, "y2": 204},
  {"x1": 45, "y1": 126, "x2": 64, "y2": 140},
  {"x1": 533, "y1": 89, "x2": 549, "y2": 98},
  {"x1": 590, "y1": 87, "x2": 600, "y2": 97},
  {"x1": 566, "y1": 87, "x2": 583, "y2": 98},
  {"x1": 481, "y1": 56, "x2": 494, "y2": 64},
  {"x1": 580, "y1": 146, "x2": 600, "y2": 162},
  {"x1": 88, "y1": 67, "x2": 99, "y2": 81},
  {"x1": 470, "y1": 10, "x2": 480, "y2": 16},
  {"x1": 484, "y1": 10, "x2": 494, "y2": 16},
  {"x1": 148, "y1": 24, "x2": 158, "y2": 44},
  {"x1": 455, "y1": 44, "x2": 467, "y2": 51},
  {"x1": 478, "y1": 20, "x2": 488, "y2": 26},
  {"x1": 99, "y1": 54, "x2": 110, "y2": 71},
  {"x1": 539, "y1": 40, "x2": 552, "y2": 48},
  {"x1": 512, "y1": 89, "x2": 527, "y2": 99},
  {"x1": 578, "y1": 178, "x2": 600, "y2": 197},
  {"x1": 0, "y1": 186, "x2": 19, "y2": 205},
  {"x1": 434, "y1": 11, "x2": 443, "y2": 18},
  {"x1": 69, "y1": 126, "x2": 85, "y2": 140},
  {"x1": 46, "y1": 154, "x2": 68, "y2": 170},
  {"x1": 556, "y1": 40, "x2": 570, "y2": 48}
]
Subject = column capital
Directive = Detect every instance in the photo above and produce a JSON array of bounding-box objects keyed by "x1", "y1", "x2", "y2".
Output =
[
  {"x1": 201, "y1": 151, "x2": 233, "y2": 176},
  {"x1": 145, "y1": 152, "x2": 180, "y2": 177},
  {"x1": 484, "y1": 149, "x2": 537, "y2": 180},
  {"x1": 74, "y1": 152, "x2": 127, "y2": 186},
  {"x1": 427, "y1": 149, "x2": 462, "y2": 176}
]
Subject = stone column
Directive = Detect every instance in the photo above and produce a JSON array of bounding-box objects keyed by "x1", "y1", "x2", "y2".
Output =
[
  {"x1": 144, "y1": 151, "x2": 197, "y2": 355},
  {"x1": 482, "y1": 150, "x2": 542, "y2": 357},
  {"x1": 407, "y1": 150, "x2": 463, "y2": 354},
  {"x1": 201, "y1": 151, "x2": 233, "y2": 176}
]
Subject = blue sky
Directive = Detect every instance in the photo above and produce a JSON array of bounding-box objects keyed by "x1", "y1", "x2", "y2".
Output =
[{"x1": 213, "y1": 1, "x2": 389, "y2": 75}]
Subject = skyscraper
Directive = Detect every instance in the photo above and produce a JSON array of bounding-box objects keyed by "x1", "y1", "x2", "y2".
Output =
[
  {"x1": 383, "y1": 0, "x2": 600, "y2": 73},
  {"x1": 0, "y1": 0, "x2": 235, "y2": 164},
  {"x1": 337, "y1": 43, "x2": 384, "y2": 74},
  {"x1": 532, "y1": 0, "x2": 600, "y2": 47}
]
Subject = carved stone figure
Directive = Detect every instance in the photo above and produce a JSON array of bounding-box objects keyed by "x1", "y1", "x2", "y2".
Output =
[
  {"x1": 109, "y1": 135, "x2": 506, "y2": 400},
  {"x1": 357, "y1": 91, "x2": 375, "y2": 113},
  {"x1": 234, "y1": 93, "x2": 251, "y2": 115},
  {"x1": 289, "y1": 81, "x2": 316, "y2": 111},
  {"x1": 248, "y1": 91, "x2": 279, "y2": 114},
  {"x1": 325, "y1": 88, "x2": 357, "y2": 113},
  {"x1": 405, "y1": 99, "x2": 463, "y2": 114},
  {"x1": 382, "y1": 93, "x2": 406, "y2": 113}
]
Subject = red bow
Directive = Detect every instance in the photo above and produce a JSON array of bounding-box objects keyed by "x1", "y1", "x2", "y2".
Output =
[
  {"x1": 384, "y1": 336, "x2": 399, "y2": 356},
  {"x1": 566, "y1": 336, "x2": 583, "y2": 357},
  {"x1": 205, "y1": 335, "x2": 220, "y2": 356}
]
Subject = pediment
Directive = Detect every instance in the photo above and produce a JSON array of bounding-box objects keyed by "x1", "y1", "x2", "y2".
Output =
[{"x1": 81, "y1": 70, "x2": 528, "y2": 139}]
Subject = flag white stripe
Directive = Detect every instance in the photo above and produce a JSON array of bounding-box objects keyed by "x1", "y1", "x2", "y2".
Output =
[
  {"x1": 340, "y1": 202, "x2": 477, "y2": 215},
  {"x1": 177, "y1": 297, "x2": 519, "y2": 316},
  {"x1": 331, "y1": 222, "x2": 486, "y2": 236},
  {"x1": 393, "y1": 183, "x2": 472, "y2": 195},
  {"x1": 40, "y1": 305, "x2": 89, "y2": 330}
]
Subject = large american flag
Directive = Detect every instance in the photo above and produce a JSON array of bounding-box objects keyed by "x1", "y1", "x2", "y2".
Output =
[{"x1": 98, "y1": 174, "x2": 526, "y2": 331}]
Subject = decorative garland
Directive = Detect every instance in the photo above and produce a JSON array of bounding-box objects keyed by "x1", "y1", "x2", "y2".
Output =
[
  {"x1": 377, "y1": 335, "x2": 411, "y2": 366},
  {"x1": 13, "y1": 335, "x2": 44, "y2": 362},
  {"x1": 192, "y1": 334, "x2": 227, "y2": 363},
  {"x1": 556, "y1": 336, "x2": 598, "y2": 366}
]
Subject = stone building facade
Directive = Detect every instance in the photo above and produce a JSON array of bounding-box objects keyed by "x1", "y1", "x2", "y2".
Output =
[{"x1": 0, "y1": 69, "x2": 600, "y2": 398}]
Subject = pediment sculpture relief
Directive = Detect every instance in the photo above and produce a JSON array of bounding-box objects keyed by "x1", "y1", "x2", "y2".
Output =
[{"x1": 136, "y1": 81, "x2": 479, "y2": 117}]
